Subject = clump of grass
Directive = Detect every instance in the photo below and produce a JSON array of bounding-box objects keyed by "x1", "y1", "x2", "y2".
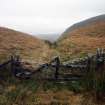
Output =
[
  {"x1": 20, "y1": 79, "x2": 39, "y2": 93},
  {"x1": 66, "y1": 81, "x2": 82, "y2": 93},
  {"x1": 42, "y1": 80, "x2": 82, "y2": 93},
  {"x1": 6, "y1": 88, "x2": 20, "y2": 102},
  {"x1": 42, "y1": 81, "x2": 67, "y2": 92},
  {"x1": 42, "y1": 81, "x2": 58, "y2": 92},
  {"x1": 0, "y1": 95, "x2": 8, "y2": 105}
]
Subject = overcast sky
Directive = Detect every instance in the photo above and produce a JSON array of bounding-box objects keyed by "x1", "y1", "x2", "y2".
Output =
[{"x1": 0, "y1": 0, "x2": 105, "y2": 38}]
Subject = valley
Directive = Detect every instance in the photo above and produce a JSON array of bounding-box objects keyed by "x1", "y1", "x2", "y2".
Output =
[{"x1": 0, "y1": 14, "x2": 105, "y2": 105}]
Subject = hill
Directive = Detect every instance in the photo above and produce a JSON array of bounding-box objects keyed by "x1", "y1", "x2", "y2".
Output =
[
  {"x1": 36, "y1": 33, "x2": 59, "y2": 43},
  {"x1": 0, "y1": 27, "x2": 54, "y2": 64},
  {"x1": 57, "y1": 14, "x2": 105, "y2": 61}
]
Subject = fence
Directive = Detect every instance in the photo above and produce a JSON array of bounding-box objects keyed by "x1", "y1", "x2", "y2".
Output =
[{"x1": 0, "y1": 48, "x2": 105, "y2": 81}]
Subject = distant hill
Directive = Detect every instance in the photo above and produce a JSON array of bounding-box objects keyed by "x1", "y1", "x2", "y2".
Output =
[
  {"x1": 36, "y1": 34, "x2": 59, "y2": 43},
  {"x1": 57, "y1": 14, "x2": 105, "y2": 61},
  {"x1": 0, "y1": 27, "x2": 54, "y2": 64},
  {"x1": 60, "y1": 14, "x2": 105, "y2": 40}
]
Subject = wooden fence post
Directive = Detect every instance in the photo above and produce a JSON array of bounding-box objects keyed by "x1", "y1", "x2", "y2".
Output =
[
  {"x1": 10, "y1": 55, "x2": 21, "y2": 77},
  {"x1": 54, "y1": 57, "x2": 60, "y2": 80},
  {"x1": 84, "y1": 54, "x2": 93, "y2": 90},
  {"x1": 10, "y1": 55, "x2": 14, "y2": 74},
  {"x1": 94, "y1": 48, "x2": 105, "y2": 100}
]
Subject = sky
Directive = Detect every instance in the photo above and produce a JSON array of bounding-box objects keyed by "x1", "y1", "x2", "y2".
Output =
[{"x1": 0, "y1": 0, "x2": 105, "y2": 40}]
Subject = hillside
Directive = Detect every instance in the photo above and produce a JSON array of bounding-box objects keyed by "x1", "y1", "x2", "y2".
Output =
[
  {"x1": 57, "y1": 14, "x2": 105, "y2": 61},
  {"x1": 0, "y1": 27, "x2": 54, "y2": 64}
]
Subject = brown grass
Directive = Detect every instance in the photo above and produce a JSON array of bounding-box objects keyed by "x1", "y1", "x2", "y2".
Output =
[
  {"x1": 57, "y1": 21, "x2": 105, "y2": 61},
  {"x1": 0, "y1": 27, "x2": 55, "y2": 66}
]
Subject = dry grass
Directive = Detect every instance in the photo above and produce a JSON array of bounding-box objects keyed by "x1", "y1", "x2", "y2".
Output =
[
  {"x1": 0, "y1": 27, "x2": 55, "y2": 66},
  {"x1": 1, "y1": 21, "x2": 105, "y2": 104},
  {"x1": 57, "y1": 21, "x2": 105, "y2": 61}
]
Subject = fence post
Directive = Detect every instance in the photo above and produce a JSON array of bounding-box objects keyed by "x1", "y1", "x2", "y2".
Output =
[
  {"x1": 86, "y1": 55, "x2": 91, "y2": 72},
  {"x1": 54, "y1": 57, "x2": 60, "y2": 80},
  {"x1": 10, "y1": 55, "x2": 14, "y2": 74},
  {"x1": 10, "y1": 55, "x2": 21, "y2": 77},
  {"x1": 94, "y1": 48, "x2": 105, "y2": 100},
  {"x1": 84, "y1": 54, "x2": 93, "y2": 90}
]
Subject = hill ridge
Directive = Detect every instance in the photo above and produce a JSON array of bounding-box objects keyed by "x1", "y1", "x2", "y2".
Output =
[
  {"x1": 0, "y1": 26, "x2": 54, "y2": 64},
  {"x1": 57, "y1": 14, "x2": 105, "y2": 61},
  {"x1": 60, "y1": 14, "x2": 105, "y2": 40}
]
